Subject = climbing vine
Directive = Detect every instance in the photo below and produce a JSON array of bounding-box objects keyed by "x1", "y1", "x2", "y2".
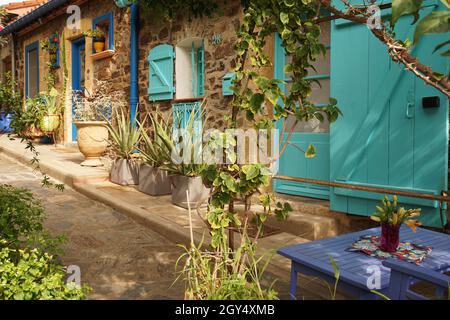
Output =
[{"x1": 201, "y1": 0, "x2": 341, "y2": 249}]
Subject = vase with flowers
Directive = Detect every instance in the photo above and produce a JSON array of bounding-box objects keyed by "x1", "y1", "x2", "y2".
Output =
[{"x1": 371, "y1": 196, "x2": 422, "y2": 253}]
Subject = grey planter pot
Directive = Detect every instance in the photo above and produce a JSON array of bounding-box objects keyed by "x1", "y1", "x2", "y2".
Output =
[
  {"x1": 110, "y1": 159, "x2": 140, "y2": 186},
  {"x1": 171, "y1": 175, "x2": 210, "y2": 209},
  {"x1": 138, "y1": 165, "x2": 172, "y2": 196}
]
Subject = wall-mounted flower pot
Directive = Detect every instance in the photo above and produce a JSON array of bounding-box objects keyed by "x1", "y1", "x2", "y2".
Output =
[
  {"x1": 110, "y1": 158, "x2": 140, "y2": 186},
  {"x1": 0, "y1": 112, "x2": 13, "y2": 133},
  {"x1": 171, "y1": 175, "x2": 210, "y2": 209},
  {"x1": 74, "y1": 121, "x2": 108, "y2": 167},
  {"x1": 39, "y1": 114, "x2": 60, "y2": 134},
  {"x1": 93, "y1": 37, "x2": 106, "y2": 53},
  {"x1": 138, "y1": 164, "x2": 172, "y2": 196}
]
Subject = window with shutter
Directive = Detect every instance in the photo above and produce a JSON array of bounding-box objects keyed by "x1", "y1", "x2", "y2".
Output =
[
  {"x1": 148, "y1": 44, "x2": 175, "y2": 101},
  {"x1": 175, "y1": 38, "x2": 205, "y2": 99}
]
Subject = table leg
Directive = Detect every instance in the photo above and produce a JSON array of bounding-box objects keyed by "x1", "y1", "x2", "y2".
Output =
[{"x1": 290, "y1": 261, "x2": 298, "y2": 300}]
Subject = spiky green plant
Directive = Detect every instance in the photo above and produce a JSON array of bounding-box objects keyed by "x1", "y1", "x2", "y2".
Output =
[
  {"x1": 155, "y1": 106, "x2": 207, "y2": 177},
  {"x1": 104, "y1": 107, "x2": 141, "y2": 159},
  {"x1": 138, "y1": 110, "x2": 172, "y2": 168}
]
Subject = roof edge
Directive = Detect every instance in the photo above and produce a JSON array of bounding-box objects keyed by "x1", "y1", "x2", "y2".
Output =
[{"x1": 0, "y1": 0, "x2": 72, "y2": 36}]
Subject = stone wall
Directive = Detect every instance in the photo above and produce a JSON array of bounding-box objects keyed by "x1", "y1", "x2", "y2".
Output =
[
  {"x1": 13, "y1": 0, "x2": 130, "y2": 144},
  {"x1": 137, "y1": 0, "x2": 242, "y2": 129}
]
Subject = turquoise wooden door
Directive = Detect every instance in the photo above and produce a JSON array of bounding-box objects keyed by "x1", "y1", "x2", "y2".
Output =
[
  {"x1": 273, "y1": 22, "x2": 332, "y2": 199},
  {"x1": 330, "y1": 2, "x2": 449, "y2": 227}
]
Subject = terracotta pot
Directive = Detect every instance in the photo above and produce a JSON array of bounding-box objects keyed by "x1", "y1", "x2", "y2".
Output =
[
  {"x1": 21, "y1": 125, "x2": 44, "y2": 141},
  {"x1": 74, "y1": 121, "x2": 108, "y2": 167},
  {"x1": 39, "y1": 114, "x2": 60, "y2": 133},
  {"x1": 110, "y1": 158, "x2": 140, "y2": 186},
  {"x1": 138, "y1": 164, "x2": 172, "y2": 196},
  {"x1": 93, "y1": 39, "x2": 105, "y2": 53},
  {"x1": 171, "y1": 175, "x2": 210, "y2": 209}
]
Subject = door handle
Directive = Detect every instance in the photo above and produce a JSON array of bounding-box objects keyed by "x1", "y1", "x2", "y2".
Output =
[{"x1": 406, "y1": 103, "x2": 414, "y2": 119}]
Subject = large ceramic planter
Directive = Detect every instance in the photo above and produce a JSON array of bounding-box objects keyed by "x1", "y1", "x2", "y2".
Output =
[
  {"x1": 110, "y1": 158, "x2": 140, "y2": 186},
  {"x1": 171, "y1": 175, "x2": 210, "y2": 209},
  {"x1": 138, "y1": 164, "x2": 172, "y2": 196},
  {"x1": 74, "y1": 121, "x2": 108, "y2": 167},
  {"x1": 0, "y1": 112, "x2": 13, "y2": 133},
  {"x1": 39, "y1": 114, "x2": 60, "y2": 134}
]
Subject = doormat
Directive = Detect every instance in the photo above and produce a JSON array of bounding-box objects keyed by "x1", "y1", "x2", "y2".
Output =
[{"x1": 348, "y1": 235, "x2": 432, "y2": 265}]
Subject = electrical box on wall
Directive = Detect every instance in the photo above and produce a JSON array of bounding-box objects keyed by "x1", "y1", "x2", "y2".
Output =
[{"x1": 222, "y1": 72, "x2": 236, "y2": 96}]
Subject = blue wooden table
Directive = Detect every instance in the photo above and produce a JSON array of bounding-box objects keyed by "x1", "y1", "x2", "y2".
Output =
[{"x1": 278, "y1": 226, "x2": 450, "y2": 299}]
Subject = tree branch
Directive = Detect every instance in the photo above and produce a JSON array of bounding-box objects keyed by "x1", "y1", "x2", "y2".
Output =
[{"x1": 319, "y1": 0, "x2": 450, "y2": 98}]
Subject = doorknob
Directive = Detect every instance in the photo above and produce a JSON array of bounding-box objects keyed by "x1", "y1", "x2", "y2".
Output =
[{"x1": 406, "y1": 103, "x2": 414, "y2": 119}]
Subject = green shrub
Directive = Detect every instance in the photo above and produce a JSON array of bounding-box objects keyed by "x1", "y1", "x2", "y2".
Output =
[
  {"x1": 0, "y1": 185, "x2": 46, "y2": 246},
  {"x1": 0, "y1": 241, "x2": 90, "y2": 300}
]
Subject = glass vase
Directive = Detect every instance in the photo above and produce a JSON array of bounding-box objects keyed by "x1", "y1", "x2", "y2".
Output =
[{"x1": 380, "y1": 223, "x2": 400, "y2": 253}]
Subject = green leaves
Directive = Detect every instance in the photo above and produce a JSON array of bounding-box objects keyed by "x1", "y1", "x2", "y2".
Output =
[
  {"x1": 413, "y1": 11, "x2": 450, "y2": 44},
  {"x1": 305, "y1": 144, "x2": 316, "y2": 158},
  {"x1": 391, "y1": 0, "x2": 423, "y2": 26}
]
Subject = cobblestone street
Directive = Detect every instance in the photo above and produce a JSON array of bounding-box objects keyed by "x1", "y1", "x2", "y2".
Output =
[{"x1": 0, "y1": 155, "x2": 185, "y2": 300}]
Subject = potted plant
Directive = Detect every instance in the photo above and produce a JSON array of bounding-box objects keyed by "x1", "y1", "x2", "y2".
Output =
[
  {"x1": 37, "y1": 87, "x2": 61, "y2": 134},
  {"x1": 158, "y1": 108, "x2": 209, "y2": 209},
  {"x1": 0, "y1": 72, "x2": 21, "y2": 133},
  {"x1": 84, "y1": 28, "x2": 106, "y2": 53},
  {"x1": 137, "y1": 110, "x2": 172, "y2": 196},
  {"x1": 10, "y1": 97, "x2": 45, "y2": 140},
  {"x1": 104, "y1": 106, "x2": 141, "y2": 185},
  {"x1": 73, "y1": 81, "x2": 120, "y2": 167},
  {"x1": 371, "y1": 196, "x2": 422, "y2": 253}
]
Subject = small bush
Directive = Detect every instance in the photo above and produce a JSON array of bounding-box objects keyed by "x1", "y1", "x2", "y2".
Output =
[
  {"x1": 0, "y1": 185, "x2": 46, "y2": 246},
  {"x1": 0, "y1": 241, "x2": 90, "y2": 300}
]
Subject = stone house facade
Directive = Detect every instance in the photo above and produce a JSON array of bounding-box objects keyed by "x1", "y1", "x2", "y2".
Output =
[{"x1": 0, "y1": 0, "x2": 254, "y2": 143}]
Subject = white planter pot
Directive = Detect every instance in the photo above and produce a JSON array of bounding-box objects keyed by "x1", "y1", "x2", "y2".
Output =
[
  {"x1": 171, "y1": 175, "x2": 210, "y2": 209},
  {"x1": 138, "y1": 164, "x2": 171, "y2": 196},
  {"x1": 110, "y1": 158, "x2": 140, "y2": 186}
]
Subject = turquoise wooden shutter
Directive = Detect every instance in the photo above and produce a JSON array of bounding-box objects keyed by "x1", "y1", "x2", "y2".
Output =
[
  {"x1": 197, "y1": 42, "x2": 205, "y2": 97},
  {"x1": 330, "y1": 2, "x2": 449, "y2": 227},
  {"x1": 148, "y1": 44, "x2": 175, "y2": 101}
]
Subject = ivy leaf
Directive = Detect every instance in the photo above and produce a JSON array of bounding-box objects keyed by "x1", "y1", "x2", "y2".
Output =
[
  {"x1": 391, "y1": 0, "x2": 423, "y2": 26},
  {"x1": 280, "y1": 12, "x2": 289, "y2": 24},
  {"x1": 305, "y1": 144, "x2": 316, "y2": 158},
  {"x1": 413, "y1": 11, "x2": 450, "y2": 44}
]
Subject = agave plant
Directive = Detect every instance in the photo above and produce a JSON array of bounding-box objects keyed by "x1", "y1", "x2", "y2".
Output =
[
  {"x1": 104, "y1": 107, "x2": 141, "y2": 159},
  {"x1": 138, "y1": 110, "x2": 172, "y2": 168},
  {"x1": 157, "y1": 106, "x2": 207, "y2": 177}
]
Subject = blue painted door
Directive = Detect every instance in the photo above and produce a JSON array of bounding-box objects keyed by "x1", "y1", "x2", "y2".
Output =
[
  {"x1": 330, "y1": 2, "x2": 449, "y2": 227},
  {"x1": 273, "y1": 21, "x2": 332, "y2": 199},
  {"x1": 71, "y1": 38, "x2": 85, "y2": 142}
]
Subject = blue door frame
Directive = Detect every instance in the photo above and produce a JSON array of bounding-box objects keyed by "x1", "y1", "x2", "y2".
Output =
[{"x1": 71, "y1": 38, "x2": 85, "y2": 142}]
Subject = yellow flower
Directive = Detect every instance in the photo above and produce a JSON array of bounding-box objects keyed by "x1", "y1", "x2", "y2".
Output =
[
  {"x1": 405, "y1": 220, "x2": 422, "y2": 233},
  {"x1": 371, "y1": 216, "x2": 381, "y2": 222},
  {"x1": 392, "y1": 213, "x2": 398, "y2": 225}
]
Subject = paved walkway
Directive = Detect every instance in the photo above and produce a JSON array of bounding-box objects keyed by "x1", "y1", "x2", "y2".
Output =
[{"x1": 0, "y1": 155, "x2": 184, "y2": 300}]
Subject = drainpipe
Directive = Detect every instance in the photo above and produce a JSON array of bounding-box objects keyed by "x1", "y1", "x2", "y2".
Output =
[{"x1": 130, "y1": 3, "x2": 139, "y2": 124}]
